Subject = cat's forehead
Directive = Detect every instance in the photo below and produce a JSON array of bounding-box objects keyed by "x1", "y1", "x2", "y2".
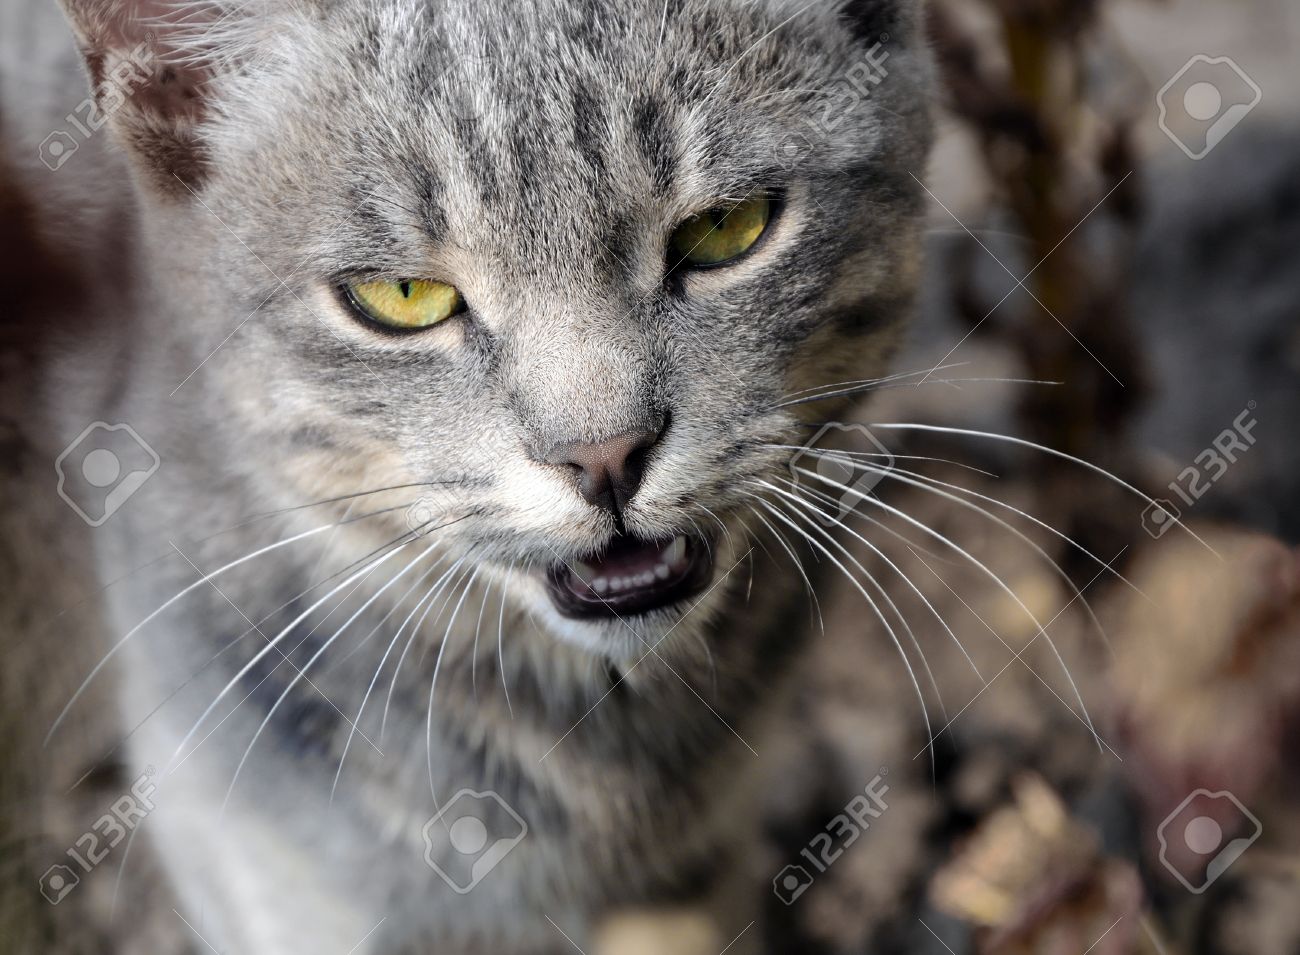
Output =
[
  {"x1": 349, "y1": 0, "x2": 859, "y2": 170},
  {"x1": 209, "y1": 0, "x2": 902, "y2": 276},
  {"x1": 365, "y1": 0, "x2": 843, "y2": 64}
]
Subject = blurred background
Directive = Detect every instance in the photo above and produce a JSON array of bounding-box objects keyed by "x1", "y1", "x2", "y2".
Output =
[{"x1": 721, "y1": 0, "x2": 1300, "y2": 952}]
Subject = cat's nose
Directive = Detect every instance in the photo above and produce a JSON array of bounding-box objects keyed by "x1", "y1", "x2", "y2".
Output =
[{"x1": 541, "y1": 423, "x2": 664, "y2": 516}]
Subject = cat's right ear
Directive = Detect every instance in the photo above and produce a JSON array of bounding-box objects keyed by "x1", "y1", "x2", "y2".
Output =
[{"x1": 55, "y1": 0, "x2": 234, "y2": 196}]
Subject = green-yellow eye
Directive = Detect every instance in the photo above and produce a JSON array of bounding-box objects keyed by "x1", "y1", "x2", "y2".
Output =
[
  {"x1": 345, "y1": 278, "x2": 464, "y2": 330},
  {"x1": 669, "y1": 196, "x2": 772, "y2": 267}
]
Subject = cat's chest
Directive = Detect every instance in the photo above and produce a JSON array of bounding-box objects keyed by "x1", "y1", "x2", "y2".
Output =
[{"x1": 95, "y1": 487, "x2": 801, "y2": 949}]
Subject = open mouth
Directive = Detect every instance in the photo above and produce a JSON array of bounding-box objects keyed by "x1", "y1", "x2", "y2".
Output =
[{"x1": 545, "y1": 533, "x2": 716, "y2": 619}]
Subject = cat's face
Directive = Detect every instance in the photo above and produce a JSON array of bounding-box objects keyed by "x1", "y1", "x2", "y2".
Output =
[{"x1": 107, "y1": 0, "x2": 931, "y2": 656}]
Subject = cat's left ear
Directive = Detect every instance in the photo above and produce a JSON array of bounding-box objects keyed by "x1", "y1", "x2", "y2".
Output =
[{"x1": 55, "y1": 0, "x2": 237, "y2": 195}]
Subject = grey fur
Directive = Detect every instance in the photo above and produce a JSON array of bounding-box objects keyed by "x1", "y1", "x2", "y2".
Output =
[{"x1": 0, "y1": 0, "x2": 932, "y2": 951}]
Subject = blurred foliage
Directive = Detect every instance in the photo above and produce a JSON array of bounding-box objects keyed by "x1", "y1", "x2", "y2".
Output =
[
  {"x1": 928, "y1": 0, "x2": 1148, "y2": 464},
  {"x1": 911, "y1": 3, "x2": 1300, "y2": 954},
  {"x1": 932, "y1": 775, "x2": 1169, "y2": 954}
]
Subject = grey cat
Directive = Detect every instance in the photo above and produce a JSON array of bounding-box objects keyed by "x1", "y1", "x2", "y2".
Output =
[{"x1": 0, "y1": 0, "x2": 932, "y2": 951}]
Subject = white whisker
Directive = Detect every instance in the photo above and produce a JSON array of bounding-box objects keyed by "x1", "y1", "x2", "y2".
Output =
[
  {"x1": 68, "y1": 628, "x2": 256, "y2": 796},
  {"x1": 470, "y1": 572, "x2": 498, "y2": 700},
  {"x1": 219, "y1": 544, "x2": 440, "y2": 817},
  {"x1": 330, "y1": 553, "x2": 453, "y2": 804},
  {"x1": 747, "y1": 491, "x2": 938, "y2": 778},
  {"x1": 697, "y1": 502, "x2": 735, "y2": 549},
  {"x1": 867, "y1": 423, "x2": 1220, "y2": 556},
  {"x1": 773, "y1": 362, "x2": 970, "y2": 408},
  {"x1": 765, "y1": 443, "x2": 999, "y2": 479},
  {"x1": 792, "y1": 448, "x2": 1128, "y2": 653},
  {"x1": 793, "y1": 465, "x2": 1102, "y2": 752},
  {"x1": 739, "y1": 492, "x2": 825, "y2": 634},
  {"x1": 767, "y1": 474, "x2": 983, "y2": 681},
  {"x1": 380, "y1": 556, "x2": 470, "y2": 741},
  {"x1": 810, "y1": 447, "x2": 1132, "y2": 589},
  {"x1": 780, "y1": 374, "x2": 1056, "y2": 408},
  {"x1": 496, "y1": 571, "x2": 514, "y2": 719},
  {"x1": 754, "y1": 482, "x2": 953, "y2": 721},
  {"x1": 46, "y1": 506, "x2": 410, "y2": 745},
  {"x1": 321, "y1": 552, "x2": 445, "y2": 676},
  {"x1": 165, "y1": 535, "x2": 417, "y2": 774},
  {"x1": 833, "y1": 454, "x2": 1137, "y2": 649},
  {"x1": 427, "y1": 566, "x2": 482, "y2": 806}
]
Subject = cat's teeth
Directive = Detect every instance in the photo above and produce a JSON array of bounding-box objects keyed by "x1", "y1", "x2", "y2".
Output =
[
  {"x1": 662, "y1": 535, "x2": 688, "y2": 570},
  {"x1": 570, "y1": 536, "x2": 692, "y2": 598}
]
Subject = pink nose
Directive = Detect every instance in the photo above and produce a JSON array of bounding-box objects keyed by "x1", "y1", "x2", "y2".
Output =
[{"x1": 541, "y1": 426, "x2": 663, "y2": 516}]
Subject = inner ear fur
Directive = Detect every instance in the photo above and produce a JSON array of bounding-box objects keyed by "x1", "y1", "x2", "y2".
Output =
[{"x1": 57, "y1": 0, "x2": 224, "y2": 194}]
